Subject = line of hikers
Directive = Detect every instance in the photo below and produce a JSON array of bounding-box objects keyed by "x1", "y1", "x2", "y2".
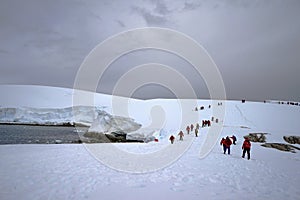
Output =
[
  {"x1": 220, "y1": 136, "x2": 251, "y2": 160},
  {"x1": 169, "y1": 126, "x2": 252, "y2": 160},
  {"x1": 195, "y1": 102, "x2": 223, "y2": 111},
  {"x1": 169, "y1": 122, "x2": 201, "y2": 144},
  {"x1": 169, "y1": 118, "x2": 216, "y2": 144},
  {"x1": 169, "y1": 111, "x2": 218, "y2": 144}
]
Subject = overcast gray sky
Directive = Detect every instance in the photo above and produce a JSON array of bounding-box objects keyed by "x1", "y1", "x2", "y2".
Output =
[{"x1": 1, "y1": 0, "x2": 300, "y2": 101}]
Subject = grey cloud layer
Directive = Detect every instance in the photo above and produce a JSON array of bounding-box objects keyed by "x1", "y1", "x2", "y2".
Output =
[{"x1": 0, "y1": 0, "x2": 300, "y2": 101}]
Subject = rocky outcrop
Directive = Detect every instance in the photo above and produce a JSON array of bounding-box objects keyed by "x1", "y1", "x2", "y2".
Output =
[
  {"x1": 83, "y1": 131, "x2": 144, "y2": 143},
  {"x1": 261, "y1": 143, "x2": 300, "y2": 153},
  {"x1": 83, "y1": 132, "x2": 112, "y2": 143},
  {"x1": 243, "y1": 133, "x2": 300, "y2": 153},
  {"x1": 283, "y1": 136, "x2": 300, "y2": 144},
  {"x1": 244, "y1": 133, "x2": 267, "y2": 143}
]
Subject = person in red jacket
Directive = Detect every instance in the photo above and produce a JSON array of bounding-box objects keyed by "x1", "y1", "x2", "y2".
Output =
[
  {"x1": 178, "y1": 131, "x2": 184, "y2": 141},
  {"x1": 186, "y1": 126, "x2": 190, "y2": 134},
  {"x1": 169, "y1": 135, "x2": 175, "y2": 144},
  {"x1": 242, "y1": 137, "x2": 251, "y2": 160},
  {"x1": 220, "y1": 137, "x2": 225, "y2": 145},
  {"x1": 220, "y1": 136, "x2": 232, "y2": 154},
  {"x1": 190, "y1": 124, "x2": 194, "y2": 132}
]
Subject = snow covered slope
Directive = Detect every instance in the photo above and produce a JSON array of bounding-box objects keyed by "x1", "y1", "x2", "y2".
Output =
[{"x1": 0, "y1": 85, "x2": 299, "y2": 200}]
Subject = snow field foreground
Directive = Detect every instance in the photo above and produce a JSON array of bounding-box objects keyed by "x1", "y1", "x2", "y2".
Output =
[
  {"x1": 0, "y1": 128, "x2": 299, "y2": 200},
  {"x1": 0, "y1": 85, "x2": 299, "y2": 199},
  {"x1": 0, "y1": 101, "x2": 300, "y2": 199}
]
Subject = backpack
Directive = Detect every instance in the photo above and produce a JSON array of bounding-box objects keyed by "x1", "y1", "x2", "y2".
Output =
[{"x1": 243, "y1": 140, "x2": 251, "y2": 148}]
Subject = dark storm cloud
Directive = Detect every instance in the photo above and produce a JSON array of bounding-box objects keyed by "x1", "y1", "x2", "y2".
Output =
[{"x1": 0, "y1": 0, "x2": 300, "y2": 101}]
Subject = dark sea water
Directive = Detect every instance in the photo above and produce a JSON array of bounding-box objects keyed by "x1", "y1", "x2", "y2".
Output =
[{"x1": 0, "y1": 124, "x2": 88, "y2": 144}]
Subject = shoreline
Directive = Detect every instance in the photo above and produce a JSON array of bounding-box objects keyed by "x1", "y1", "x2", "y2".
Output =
[{"x1": 0, "y1": 122, "x2": 89, "y2": 127}]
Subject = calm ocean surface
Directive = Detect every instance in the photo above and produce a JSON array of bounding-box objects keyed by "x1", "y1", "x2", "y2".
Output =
[{"x1": 0, "y1": 124, "x2": 88, "y2": 144}]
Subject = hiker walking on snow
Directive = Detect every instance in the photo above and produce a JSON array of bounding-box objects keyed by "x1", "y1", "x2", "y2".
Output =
[
  {"x1": 190, "y1": 124, "x2": 194, "y2": 132},
  {"x1": 169, "y1": 135, "x2": 175, "y2": 144},
  {"x1": 220, "y1": 137, "x2": 225, "y2": 148},
  {"x1": 242, "y1": 137, "x2": 251, "y2": 160},
  {"x1": 231, "y1": 135, "x2": 237, "y2": 145},
  {"x1": 186, "y1": 126, "x2": 190, "y2": 134},
  {"x1": 196, "y1": 123, "x2": 200, "y2": 130},
  {"x1": 178, "y1": 131, "x2": 184, "y2": 141},
  {"x1": 220, "y1": 136, "x2": 232, "y2": 154},
  {"x1": 195, "y1": 128, "x2": 198, "y2": 137}
]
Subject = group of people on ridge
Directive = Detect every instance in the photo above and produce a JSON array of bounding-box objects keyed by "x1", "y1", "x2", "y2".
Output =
[
  {"x1": 220, "y1": 136, "x2": 251, "y2": 160},
  {"x1": 169, "y1": 124, "x2": 252, "y2": 160},
  {"x1": 169, "y1": 123, "x2": 201, "y2": 144}
]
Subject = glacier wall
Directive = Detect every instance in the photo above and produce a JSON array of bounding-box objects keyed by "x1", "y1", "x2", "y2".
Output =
[{"x1": 0, "y1": 106, "x2": 141, "y2": 131}]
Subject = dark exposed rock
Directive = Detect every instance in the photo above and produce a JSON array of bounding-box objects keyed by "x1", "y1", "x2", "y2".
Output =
[
  {"x1": 240, "y1": 126, "x2": 250, "y2": 129},
  {"x1": 261, "y1": 143, "x2": 300, "y2": 153},
  {"x1": 71, "y1": 139, "x2": 83, "y2": 144},
  {"x1": 83, "y1": 131, "x2": 144, "y2": 143},
  {"x1": 111, "y1": 131, "x2": 127, "y2": 137},
  {"x1": 105, "y1": 133, "x2": 127, "y2": 142},
  {"x1": 244, "y1": 133, "x2": 267, "y2": 143},
  {"x1": 283, "y1": 136, "x2": 300, "y2": 144},
  {"x1": 83, "y1": 132, "x2": 111, "y2": 143}
]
